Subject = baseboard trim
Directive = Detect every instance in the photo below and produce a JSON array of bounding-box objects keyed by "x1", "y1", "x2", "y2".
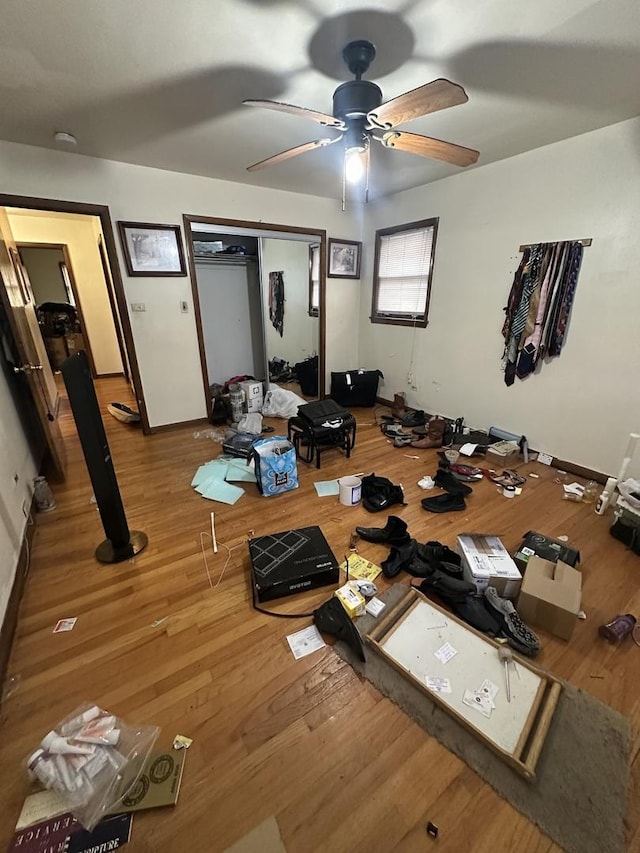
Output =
[
  {"x1": 0, "y1": 500, "x2": 37, "y2": 705},
  {"x1": 148, "y1": 417, "x2": 210, "y2": 434}
]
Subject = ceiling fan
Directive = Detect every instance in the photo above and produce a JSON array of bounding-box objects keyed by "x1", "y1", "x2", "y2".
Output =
[{"x1": 244, "y1": 40, "x2": 479, "y2": 202}]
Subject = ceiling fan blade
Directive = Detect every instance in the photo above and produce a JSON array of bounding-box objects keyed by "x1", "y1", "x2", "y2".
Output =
[
  {"x1": 243, "y1": 99, "x2": 344, "y2": 129},
  {"x1": 380, "y1": 131, "x2": 479, "y2": 167},
  {"x1": 247, "y1": 137, "x2": 342, "y2": 172},
  {"x1": 368, "y1": 79, "x2": 469, "y2": 129}
]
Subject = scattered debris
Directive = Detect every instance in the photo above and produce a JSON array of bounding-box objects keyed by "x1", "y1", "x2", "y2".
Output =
[
  {"x1": 53, "y1": 618, "x2": 77, "y2": 634},
  {"x1": 172, "y1": 734, "x2": 193, "y2": 750},
  {"x1": 151, "y1": 617, "x2": 168, "y2": 628}
]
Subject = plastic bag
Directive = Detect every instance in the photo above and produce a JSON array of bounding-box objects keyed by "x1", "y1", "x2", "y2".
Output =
[
  {"x1": 261, "y1": 384, "x2": 306, "y2": 419},
  {"x1": 25, "y1": 702, "x2": 159, "y2": 830},
  {"x1": 618, "y1": 478, "x2": 640, "y2": 511},
  {"x1": 253, "y1": 436, "x2": 299, "y2": 496}
]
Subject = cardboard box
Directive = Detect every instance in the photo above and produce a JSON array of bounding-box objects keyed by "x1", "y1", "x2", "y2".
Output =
[
  {"x1": 239, "y1": 380, "x2": 263, "y2": 413},
  {"x1": 486, "y1": 440, "x2": 520, "y2": 468},
  {"x1": 239, "y1": 380, "x2": 262, "y2": 401},
  {"x1": 44, "y1": 336, "x2": 68, "y2": 369},
  {"x1": 514, "y1": 531, "x2": 581, "y2": 573},
  {"x1": 65, "y1": 332, "x2": 86, "y2": 355},
  {"x1": 516, "y1": 556, "x2": 582, "y2": 640},
  {"x1": 246, "y1": 395, "x2": 263, "y2": 413},
  {"x1": 456, "y1": 534, "x2": 522, "y2": 598}
]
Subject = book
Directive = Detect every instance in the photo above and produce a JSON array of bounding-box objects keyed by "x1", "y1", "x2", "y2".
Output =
[
  {"x1": 112, "y1": 750, "x2": 186, "y2": 813},
  {"x1": 9, "y1": 809, "x2": 132, "y2": 853}
]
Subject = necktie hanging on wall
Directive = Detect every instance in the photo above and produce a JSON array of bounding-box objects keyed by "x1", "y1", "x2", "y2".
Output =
[
  {"x1": 501, "y1": 238, "x2": 589, "y2": 385},
  {"x1": 269, "y1": 271, "x2": 285, "y2": 337}
]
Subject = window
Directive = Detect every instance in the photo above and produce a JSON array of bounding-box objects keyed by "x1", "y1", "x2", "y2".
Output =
[
  {"x1": 371, "y1": 217, "x2": 439, "y2": 327},
  {"x1": 308, "y1": 243, "x2": 320, "y2": 317}
]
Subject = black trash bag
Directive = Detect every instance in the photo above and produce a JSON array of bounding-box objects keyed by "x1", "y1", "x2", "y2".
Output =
[{"x1": 361, "y1": 473, "x2": 405, "y2": 513}]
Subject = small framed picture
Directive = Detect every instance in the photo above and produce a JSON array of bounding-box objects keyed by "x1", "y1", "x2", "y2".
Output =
[
  {"x1": 118, "y1": 222, "x2": 187, "y2": 276},
  {"x1": 327, "y1": 238, "x2": 361, "y2": 279}
]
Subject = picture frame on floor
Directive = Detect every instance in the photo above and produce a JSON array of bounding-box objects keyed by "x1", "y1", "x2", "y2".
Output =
[
  {"x1": 117, "y1": 221, "x2": 187, "y2": 276},
  {"x1": 328, "y1": 238, "x2": 361, "y2": 279}
]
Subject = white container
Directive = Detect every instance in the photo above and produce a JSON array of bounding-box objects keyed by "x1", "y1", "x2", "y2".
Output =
[{"x1": 338, "y1": 476, "x2": 362, "y2": 507}]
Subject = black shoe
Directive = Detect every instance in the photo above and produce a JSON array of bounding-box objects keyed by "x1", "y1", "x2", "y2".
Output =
[
  {"x1": 401, "y1": 410, "x2": 426, "y2": 428},
  {"x1": 416, "y1": 541, "x2": 462, "y2": 568},
  {"x1": 451, "y1": 596, "x2": 502, "y2": 635},
  {"x1": 421, "y1": 493, "x2": 466, "y2": 513},
  {"x1": 434, "y1": 468, "x2": 473, "y2": 496},
  {"x1": 355, "y1": 515, "x2": 408, "y2": 545},
  {"x1": 381, "y1": 539, "x2": 417, "y2": 578},
  {"x1": 314, "y1": 597, "x2": 365, "y2": 662},
  {"x1": 412, "y1": 571, "x2": 475, "y2": 601}
]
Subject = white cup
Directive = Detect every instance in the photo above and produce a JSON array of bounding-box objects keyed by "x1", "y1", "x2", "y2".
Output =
[{"x1": 338, "y1": 475, "x2": 362, "y2": 507}]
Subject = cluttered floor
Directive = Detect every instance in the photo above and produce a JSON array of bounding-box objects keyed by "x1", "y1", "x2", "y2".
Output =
[{"x1": 2, "y1": 375, "x2": 640, "y2": 852}]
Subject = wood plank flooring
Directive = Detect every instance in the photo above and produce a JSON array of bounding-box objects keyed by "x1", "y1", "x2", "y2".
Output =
[{"x1": 1, "y1": 376, "x2": 639, "y2": 851}]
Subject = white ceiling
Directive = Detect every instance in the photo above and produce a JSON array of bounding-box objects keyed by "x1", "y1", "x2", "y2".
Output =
[{"x1": 1, "y1": 0, "x2": 639, "y2": 200}]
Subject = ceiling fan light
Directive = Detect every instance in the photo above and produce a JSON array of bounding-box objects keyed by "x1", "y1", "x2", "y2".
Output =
[{"x1": 344, "y1": 147, "x2": 366, "y2": 184}]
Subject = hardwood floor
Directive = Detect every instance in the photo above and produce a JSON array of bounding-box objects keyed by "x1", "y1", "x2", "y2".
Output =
[{"x1": 2, "y1": 377, "x2": 639, "y2": 852}]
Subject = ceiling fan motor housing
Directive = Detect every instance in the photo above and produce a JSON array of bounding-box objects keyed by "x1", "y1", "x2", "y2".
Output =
[{"x1": 333, "y1": 80, "x2": 382, "y2": 123}]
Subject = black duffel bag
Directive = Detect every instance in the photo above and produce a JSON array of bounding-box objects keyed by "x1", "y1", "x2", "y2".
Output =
[{"x1": 330, "y1": 369, "x2": 383, "y2": 407}]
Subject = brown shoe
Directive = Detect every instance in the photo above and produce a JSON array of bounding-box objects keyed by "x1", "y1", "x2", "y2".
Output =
[
  {"x1": 391, "y1": 392, "x2": 407, "y2": 420},
  {"x1": 411, "y1": 415, "x2": 445, "y2": 448}
]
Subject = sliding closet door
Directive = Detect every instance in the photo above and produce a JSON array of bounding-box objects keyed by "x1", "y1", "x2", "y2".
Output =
[{"x1": 195, "y1": 258, "x2": 265, "y2": 385}]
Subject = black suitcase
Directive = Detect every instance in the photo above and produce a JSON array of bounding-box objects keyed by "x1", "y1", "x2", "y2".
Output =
[
  {"x1": 330, "y1": 369, "x2": 383, "y2": 407},
  {"x1": 297, "y1": 399, "x2": 349, "y2": 428}
]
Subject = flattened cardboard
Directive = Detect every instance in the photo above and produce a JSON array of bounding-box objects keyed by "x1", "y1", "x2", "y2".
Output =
[
  {"x1": 457, "y1": 534, "x2": 522, "y2": 598},
  {"x1": 517, "y1": 556, "x2": 582, "y2": 640}
]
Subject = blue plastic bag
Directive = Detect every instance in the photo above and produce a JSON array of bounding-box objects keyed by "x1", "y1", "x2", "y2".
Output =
[{"x1": 253, "y1": 436, "x2": 299, "y2": 497}]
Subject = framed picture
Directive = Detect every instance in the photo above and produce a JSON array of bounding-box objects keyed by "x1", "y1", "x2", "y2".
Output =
[
  {"x1": 117, "y1": 221, "x2": 186, "y2": 276},
  {"x1": 327, "y1": 238, "x2": 361, "y2": 279}
]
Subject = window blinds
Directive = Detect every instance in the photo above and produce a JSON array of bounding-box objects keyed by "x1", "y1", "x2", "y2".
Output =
[{"x1": 376, "y1": 225, "x2": 435, "y2": 317}]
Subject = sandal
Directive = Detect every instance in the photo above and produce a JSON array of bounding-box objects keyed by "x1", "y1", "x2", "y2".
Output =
[{"x1": 482, "y1": 469, "x2": 526, "y2": 487}]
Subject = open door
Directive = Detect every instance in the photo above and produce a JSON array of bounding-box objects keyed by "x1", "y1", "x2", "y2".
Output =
[{"x1": 0, "y1": 209, "x2": 66, "y2": 479}]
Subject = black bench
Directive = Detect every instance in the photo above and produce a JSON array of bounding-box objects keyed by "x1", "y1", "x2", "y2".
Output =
[{"x1": 287, "y1": 415, "x2": 357, "y2": 469}]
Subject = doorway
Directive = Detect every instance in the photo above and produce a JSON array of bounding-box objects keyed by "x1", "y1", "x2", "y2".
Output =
[
  {"x1": 0, "y1": 194, "x2": 150, "y2": 483},
  {"x1": 0, "y1": 194, "x2": 151, "y2": 435},
  {"x1": 183, "y1": 215, "x2": 327, "y2": 420},
  {"x1": 17, "y1": 243, "x2": 98, "y2": 378}
]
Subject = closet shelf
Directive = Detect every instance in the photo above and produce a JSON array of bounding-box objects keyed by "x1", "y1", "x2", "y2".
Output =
[{"x1": 193, "y1": 254, "x2": 258, "y2": 264}]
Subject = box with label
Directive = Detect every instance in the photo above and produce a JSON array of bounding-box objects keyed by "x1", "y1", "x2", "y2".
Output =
[
  {"x1": 239, "y1": 380, "x2": 262, "y2": 402},
  {"x1": 485, "y1": 440, "x2": 520, "y2": 468},
  {"x1": 456, "y1": 534, "x2": 522, "y2": 598},
  {"x1": 516, "y1": 556, "x2": 582, "y2": 640},
  {"x1": 513, "y1": 531, "x2": 580, "y2": 573}
]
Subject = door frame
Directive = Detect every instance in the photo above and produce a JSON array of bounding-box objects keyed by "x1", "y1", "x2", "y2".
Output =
[
  {"x1": 183, "y1": 214, "x2": 327, "y2": 419},
  {"x1": 0, "y1": 194, "x2": 150, "y2": 433},
  {"x1": 16, "y1": 241, "x2": 98, "y2": 378}
]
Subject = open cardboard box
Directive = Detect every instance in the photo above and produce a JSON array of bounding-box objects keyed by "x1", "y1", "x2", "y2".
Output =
[
  {"x1": 516, "y1": 555, "x2": 582, "y2": 640},
  {"x1": 457, "y1": 534, "x2": 522, "y2": 598}
]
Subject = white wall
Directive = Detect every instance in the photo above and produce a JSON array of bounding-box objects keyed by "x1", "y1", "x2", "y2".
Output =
[
  {"x1": 261, "y1": 238, "x2": 319, "y2": 366},
  {"x1": 7, "y1": 211, "x2": 123, "y2": 376},
  {"x1": 0, "y1": 141, "x2": 361, "y2": 427},
  {"x1": 359, "y1": 117, "x2": 640, "y2": 476},
  {"x1": 0, "y1": 368, "x2": 37, "y2": 626}
]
